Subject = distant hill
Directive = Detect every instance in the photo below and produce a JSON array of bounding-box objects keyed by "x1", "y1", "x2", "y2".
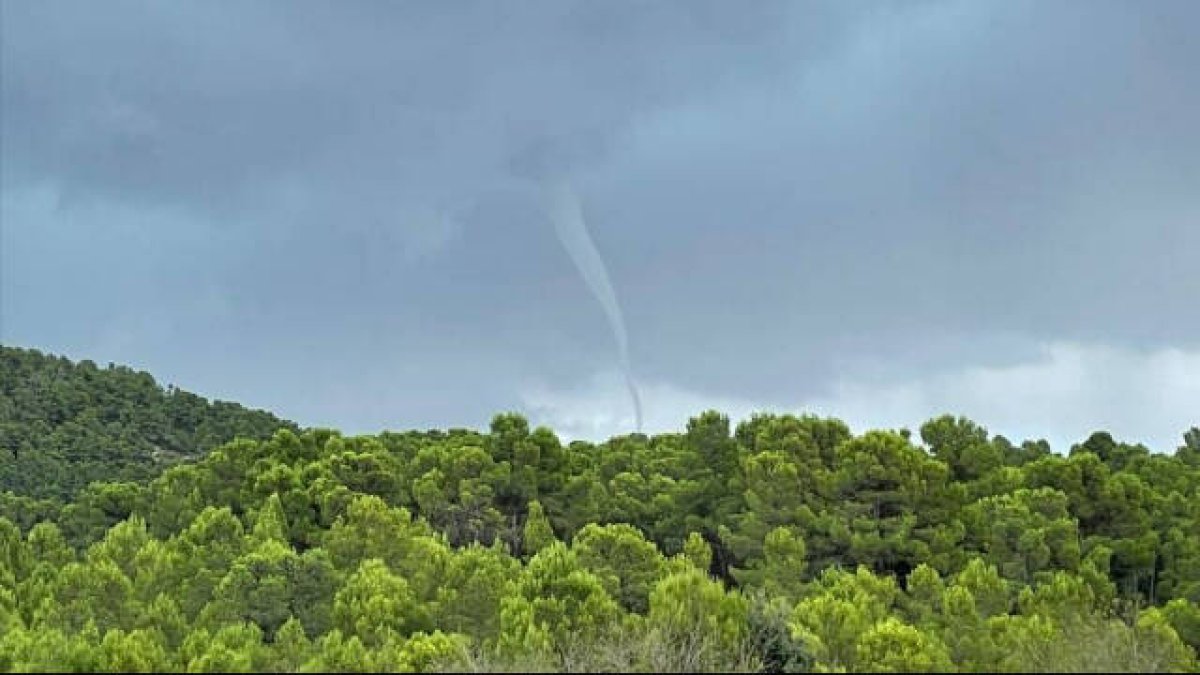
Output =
[{"x1": 0, "y1": 345, "x2": 297, "y2": 500}]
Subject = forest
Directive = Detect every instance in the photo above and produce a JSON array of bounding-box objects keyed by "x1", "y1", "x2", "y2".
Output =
[
  {"x1": 0, "y1": 347, "x2": 295, "y2": 501},
  {"x1": 1, "y1": 346, "x2": 1198, "y2": 672}
]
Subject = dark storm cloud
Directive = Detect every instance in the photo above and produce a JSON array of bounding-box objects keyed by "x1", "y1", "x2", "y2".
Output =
[
  {"x1": 2, "y1": 1, "x2": 853, "y2": 212},
  {"x1": 584, "y1": 0, "x2": 1200, "y2": 398},
  {"x1": 2, "y1": 0, "x2": 1198, "y2": 440}
]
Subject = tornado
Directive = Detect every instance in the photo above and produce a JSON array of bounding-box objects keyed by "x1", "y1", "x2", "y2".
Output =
[{"x1": 543, "y1": 180, "x2": 644, "y2": 434}]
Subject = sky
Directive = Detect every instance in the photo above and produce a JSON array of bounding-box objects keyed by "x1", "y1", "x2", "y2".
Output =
[{"x1": 2, "y1": 0, "x2": 1198, "y2": 452}]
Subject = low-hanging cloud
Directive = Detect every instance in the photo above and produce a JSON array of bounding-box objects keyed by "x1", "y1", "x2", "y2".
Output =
[{"x1": 525, "y1": 342, "x2": 1200, "y2": 453}]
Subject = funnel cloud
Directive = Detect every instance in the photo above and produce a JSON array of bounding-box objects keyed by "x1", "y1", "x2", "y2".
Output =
[{"x1": 544, "y1": 180, "x2": 644, "y2": 433}]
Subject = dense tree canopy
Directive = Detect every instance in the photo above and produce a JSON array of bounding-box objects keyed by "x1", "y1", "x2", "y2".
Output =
[
  {"x1": 0, "y1": 349, "x2": 1197, "y2": 672},
  {"x1": 0, "y1": 346, "x2": 296, "y2": 501}
]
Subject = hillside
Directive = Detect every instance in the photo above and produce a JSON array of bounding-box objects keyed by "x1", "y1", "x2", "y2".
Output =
[
  {"x1": 0, "y1": 345, "x2": 297, "y2": 500},
  {"x1": 0, "y1": 350, "x2": 1197, "y2": 671}
]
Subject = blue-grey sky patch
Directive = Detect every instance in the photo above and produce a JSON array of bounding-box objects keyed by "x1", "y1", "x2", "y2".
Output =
[{"x1": 2, "y1": 0, "x2": 1198, "y2": 451}]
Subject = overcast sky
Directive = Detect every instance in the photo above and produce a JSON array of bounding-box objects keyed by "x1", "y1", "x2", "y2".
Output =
[{"x1": 3, "y1": 1, "x2": 1198, "y2": 451}]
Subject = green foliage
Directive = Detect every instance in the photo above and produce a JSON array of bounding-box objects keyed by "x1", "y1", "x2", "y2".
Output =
[
  {"x1": 1162, "y1": 598, "x2": 1200, "y2": 652},
  {"x1": 744, "y1": 590, "x2": 811, "y2": 673},
  {"x1": 332, "y1": 558, "x2": 430, "y2": 646},
  {"x1": 196, "y1": 538, "x2": 336, "y2": 642},
  {"x1": 97, "y1": 628, "x2": 173, "y2": 673},
  {"x1": 682, "y1": 531, "x2": 713, "y2": 573},
  {"x1": 181, "y1": 623, "x2": 266, "y2": 672},
  {"x1": 571, "y1": 523, "x2": 665, "y2": 613},
  {"x1": 790, "y1": 566, "x2": 900, "y2": 670},
  {"x1": 0, "y1": 345, "x2": 294, "y2": 502},
  {"x1": 921, "y1": 415, "x2": 1002, "y2": 482},
  {"x1": 732, "y1": 526, "x2": 808, "y2": 601},
  {"x1": 497, "y1": 542, "x2": 622, "y2": 662},
  {"x1": 962, "y1": 487, "x2": 1081, "y2": 583},
  {"x1": 904, "y1": 563, "x2": 945, "y2": 624},
  {"x1": 521, "y1": 500, "x2": 556, "y2": 558},
  {"x1": 855, "y1": 617, "x2": 953, "y2": 673},
  {"x1": 647, "y1": 567, "x2": 750, "y2": 670},
  {"x1": 434, "y1": 542, "x2": 519, "y2": 639},
  {"x1": 1, "y1": 349, "x2": 1199, "y2": 672}
]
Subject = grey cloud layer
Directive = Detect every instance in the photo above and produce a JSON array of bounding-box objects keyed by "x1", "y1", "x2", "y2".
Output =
[{"x1": 2, "y1": 1, "x2": 1197, "y2": 440}]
